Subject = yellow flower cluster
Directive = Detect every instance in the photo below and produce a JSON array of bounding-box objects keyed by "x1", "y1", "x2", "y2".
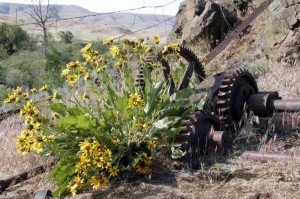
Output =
[
  {"x1": 3, "y1": 87, "x2": 28, "y2": 104},
  {"x1": 103, "y1": 37, "x2": 114, "y2": 45},
  {"x1": 128, "y1": 93, "x2": 144, "y2": 108},
  {"x1": 69, "y1": 138, "x2": 119, "y2": 195},
  {"x1": 4, "y1": 88, "x2": 55, "y2": 154},
  {"x1": 81, "y1": 43, "x2": 108, "y2": 75},
  {"x1": 110, "y1": 45, "x2": 120, "y2": 58},
  {"x1": 133, "y1": 40, "x2": 150, "y2": 55},
  {"x1": 136, "y1": 154, "x2": 153, "y2": 175},
  {"x1": 17, "y1": 131, "x2": 54, "y2": 154},
  {"x1": 67, "y1": 176, "x2": 84, "y2": 196},
  {"x1": 17, "y1": 100, "x2": 45, "y2": 154},
  {"x1": 162, "y1": 44, "x2": 180, "y2": 55},
  {"x1": 61, "y1": 61, "x2": 87, "y2": 85}
]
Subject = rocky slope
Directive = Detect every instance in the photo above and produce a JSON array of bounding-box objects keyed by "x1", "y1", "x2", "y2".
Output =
[{"x1": 172, "y1": 0, "x2": 299, "y2": 68}]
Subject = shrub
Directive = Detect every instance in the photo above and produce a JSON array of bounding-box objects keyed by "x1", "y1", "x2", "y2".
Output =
[{"x1": 4, "y1": 36, "x2": 204, "y2": 196}]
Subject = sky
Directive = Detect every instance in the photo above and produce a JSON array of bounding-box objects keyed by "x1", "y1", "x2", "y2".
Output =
[{"x1": 0, "y1": 0, "x2": 184, "y2": 16}]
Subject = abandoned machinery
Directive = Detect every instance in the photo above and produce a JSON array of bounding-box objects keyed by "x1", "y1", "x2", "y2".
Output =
[
  {"x1": 1, "y1": 46, "x2": 300, "y2": 194},
  {"x1": 133, "y1": 45, "x2": 300, "y2": 165}
]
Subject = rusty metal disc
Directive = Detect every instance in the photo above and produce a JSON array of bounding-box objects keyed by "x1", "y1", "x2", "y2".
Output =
[
  {"x1": 216, "y1": 68, "x2": 258, "y2": 127},
  {"x1": 174, "y1": 110, "x2": 231, "y2": 168}
]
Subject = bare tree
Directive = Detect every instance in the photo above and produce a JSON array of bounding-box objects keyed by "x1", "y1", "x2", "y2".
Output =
[{"x1": 27, "y1": 0, "x2": 52, "y2": 55}]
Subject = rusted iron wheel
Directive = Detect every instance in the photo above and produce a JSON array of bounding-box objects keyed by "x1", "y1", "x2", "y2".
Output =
[
  {"x1": 135, "y1": 45, "x2": 206, "y2": 95},
  {"x1": 216, "y1": 68, "x2": 258, "y2": 128},
  {"x1": 174, "y1": 110, "x2": 231, "y2": 168}
]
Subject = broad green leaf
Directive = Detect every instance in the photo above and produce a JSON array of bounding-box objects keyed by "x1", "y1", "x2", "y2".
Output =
[
  {"x1": 196, "y1": 93, "x2": 208, "y2": 110},
  {"x1": 47, "y1": 103, "x2": 68, "y2": 116},
  {"x1": 150, "y1": 116, "x2": 181, "y2": 138},
  {"x1": 144, "y1": 81, "x2": 163, "y2": 115},
  {"x1": 171, "y1": 147, "x2": 186, "y2": 159}
]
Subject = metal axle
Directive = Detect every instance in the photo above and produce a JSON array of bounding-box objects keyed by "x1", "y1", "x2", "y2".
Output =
[{"x1": 241, "y1": 151, "x2": 300, "y2": 162}]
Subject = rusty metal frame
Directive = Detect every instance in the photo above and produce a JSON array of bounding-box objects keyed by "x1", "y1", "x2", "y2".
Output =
[{"x1": 206, "y1": 0, "x2": 276, "y2": 63}]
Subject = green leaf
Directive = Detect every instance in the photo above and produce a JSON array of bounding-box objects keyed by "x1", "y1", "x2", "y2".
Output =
[
  {"x1": 150, "y1": 116, "x2": 181, "y2": 138},
  {"x1": 196, "y1": 93, "x2": 208, "y2": 110},
  {"x1": 47, "y1": 103, "x2": 68, "y2": 116},
  {"x1": 144, "y1": 81, "x2": 163, "y2": 115},
  {"x1": 171, "y1": 147, "x2": 186, "y2": 159},
  {"x1": 56, "y1": 115, "x2": 95, "y2": 130}
]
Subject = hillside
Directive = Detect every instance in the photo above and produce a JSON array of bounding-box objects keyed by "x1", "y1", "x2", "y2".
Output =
[{"x1": 0, "y1": 2, "x2": 175, "y2": 41}]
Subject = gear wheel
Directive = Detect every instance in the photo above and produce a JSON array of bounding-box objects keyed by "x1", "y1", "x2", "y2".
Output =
[
  {"x1": 134, "y1": 45, "x2": 206, "y2": 95},
  {"x1": 216, "y1": 68, "x2": 258, "y2": 127},
  {"x1": 134, "y1": 51, "x2": 156, "y2": 88},
  {"x1": 174, "y1": 110, "x2": 231, "y2": 168}
]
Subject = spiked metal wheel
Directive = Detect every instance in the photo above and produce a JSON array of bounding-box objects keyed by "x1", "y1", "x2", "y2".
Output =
[
  {"x1": 174, "y1": 110, "x2": 231, "y2": 168},
  {"x1": 216, "y1": 68, "x2": 258, "y2": 127}
]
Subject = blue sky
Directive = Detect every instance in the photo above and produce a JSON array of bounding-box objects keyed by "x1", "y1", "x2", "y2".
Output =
[{"x1": 0, "y1": 0, "x2": 183, "y2": 15}]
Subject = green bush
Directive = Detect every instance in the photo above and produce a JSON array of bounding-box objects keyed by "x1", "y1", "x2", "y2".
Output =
[
  {"x1": 0, "y1": 23, "x2": 32, "y2": 55},
  {"x1": 4, "y1": 36, "x2": 205, "y2": 196}
]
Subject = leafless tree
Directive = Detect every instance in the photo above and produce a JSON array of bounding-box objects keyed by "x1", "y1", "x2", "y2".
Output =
[{"x1": 27, "y1": 0, "x2": 52, "y2": 55}]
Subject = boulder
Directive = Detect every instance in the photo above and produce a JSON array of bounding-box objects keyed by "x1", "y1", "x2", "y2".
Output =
[
  {"x1": 173, "y1": 0, "x2": 237, "y2": 47},
  {"x1": 269, "y1": 0, "x2": 300, "y2": 66}
]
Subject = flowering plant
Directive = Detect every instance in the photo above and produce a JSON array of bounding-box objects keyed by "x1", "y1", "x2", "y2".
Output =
[{"x1": 4, "y1": 36, "x2": 203, "y2": 196}]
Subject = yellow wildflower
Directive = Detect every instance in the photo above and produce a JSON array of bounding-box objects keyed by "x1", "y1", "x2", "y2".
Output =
[
  {"x1": 128, "y1": 93, "x2": 144, "y2": 108},
  {"x1": 40, "y1": 84, "x2": 48, "y2": 91},
  {"x1": 76, "y1": 65, "x2": 86, "y2": 75},
  {"x1": 102, "y1": 149, "x2": 112, "y2": 159},
  {"x1": 79, "y1": 140, "x2": 92, "y2": 154},
  {"x1": 76, "y1": 154, "x2": 90, "y2": 176},
  {"x1": 61, "y1": 68, "x2": 70, "y2": 77},
  {"x1": 82, "y1": 92, "x2": 89, "y2": 101},
  {"x1": 153, "y1": 35, "x2": 160, "y2": 44},
  {"x1": 30, "y1": 88, "x2": 38, "y2": 94},
  {"x1": 136, "y1": 154, "x2": 152, "y2": 174},
  {"x1": 21, "y1": 92, "x2": 29, "y2": 100},
  {"x1": 52, "y1": 91, "x2": 61, "y2": 101},
  {"x1": 108, "y1": 166, "x2": 119, "y2": 177},
  {"x1": 66, "y1": 61, "x2": 81, "y2": 69},
  {"x1": 81, "y1": 43, "x2": 92, "y2": 54},
  {"x1": 103, "y1": 37, "x2": 114, "y2": 45},
  {"x1": 147, "y1": 141, "x2": 156, "y2": 150},
  {"x1": 110, "y1": 45, "x2": 120, "y2": 58},
  {"x1": 90, "y1": 174, "x2": 108, "y2": 190},
  {"x1": 112, "y1": 139, "x2": 120, "y2": 145},
  {"x1": 67, "y1": 176, "x2": 84, "y2": 196},
  {"x1": 14, "y1": 86, "x2": 23, "y2": 95},
  {"x1": 32, "y1": 136, "x2": 43, "y2": 153},
  {"x1": 3, "y1": 93, "x2": 20, "y2": 103},
  {"x1": 65, "y1": 74, "x2": 80, "y2": 84},
  {"x1": 84, "y1": 73, "x2": 91, "y2": 81},
  {"x1": 136, "y1": 161, "x2": 152, "y2": 175},
  {"x1": 141, "y1": 154, "x2": 152, "y2": 165},
  {"x1": 162, "y1": 44, "x2": 180, "y2": 54},
  {"x1": 51, "y1": 112, "x2": 59, "y2": 120}
]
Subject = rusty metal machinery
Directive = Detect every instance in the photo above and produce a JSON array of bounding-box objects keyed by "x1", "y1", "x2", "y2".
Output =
[
  {"x1": 196, "y1": 67, "x2": 300, "y2": 128},
  {"x1": 133, "y1": 46, "x2": 300, "y2": 167},
  {"x1": 174, "y1": 110, "x2": 231, "y2": 168},
  {"x1": 134, "y1": 45, "x2": 206, "y2": 95},
  {"x1": 216, "y1": 68, "x2": 258, "y2": 127}
]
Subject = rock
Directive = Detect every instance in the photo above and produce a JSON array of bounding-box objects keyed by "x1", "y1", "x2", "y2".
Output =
[
  {"x1": 269, "y1": 0, "x2": 300, "y2": 30},
  {"x1": 173, "y1": 0, "x2": 237, "y2": 48},
  {"x1": 269, "y1": 0, "x2": 300, "y2": 67}
]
